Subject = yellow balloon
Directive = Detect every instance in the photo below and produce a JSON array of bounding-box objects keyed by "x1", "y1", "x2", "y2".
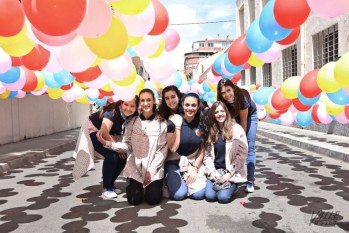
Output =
[
  {"x1": 113, "y1": 65, "x2": 137, "y2": 86},
  {"x1": 128, "y1": 35, "x2": 143, "y2": 47},
  {"x1": 281, "y1": 76, "x2": 302, "y2": 99},
  {"x1": 110, "y1": 0, "x2": 150, "y2": 15},
  {"x1": 155, "y1": 82, "x2": 163, "y2": 89},
  {"x1": 317, "y1": 62, "x2": 341, "y2": 93},
  {"x1": 47, "y1": 88, "x2": 64, "y2": 99},
  {"x1": 34, "y1": 71, "x2": 45, "y2": 91},
  {"x1": 207, "y1": 79, "x2": 217, "y2": 92},
  {"x1": 0, "y1": 23, "x2": 27, "y2": 45},
  {"x1": 76, "y1": 94, "x2": 90, "y2": 104},
  {"x1": 0, "y1": 90, "x2": 10, "y2": 99},
  {"x1": 148, "y1": 37, "x2": 165, "y2": 58},
  {"x1": 334, "y1": 52, "x2": 349, "y2": 88},
  {"x1": 250, "y1": 85, "x2": 256, "y2": 92},
  {"x1": 135, "y1": 75, "x2": 145, "y2": 95},
  {"x1": 91, "y1": 57, "x2": 102, "y2": 67},
  {"x1": 2, "y1": 36, "x2": 35, "y2": 57},
  {"x1": 74, "y1": 81, "x2": 88, "y2": 89},
  {"x1": 326, "y1": 98, "x2": 345, "y2": 116},
  {"x1": 248, "y1": 53, "x2": 264, "y2": 67},
  {"x1": 264, "y1": 104, "x2": 277, "y2": 114},
  {"x1": 101, "y1": 83, "x2": 113, "y2": 92},
  {"x1": 84, "y1": 15, "x2": 128, "y2": 60}
]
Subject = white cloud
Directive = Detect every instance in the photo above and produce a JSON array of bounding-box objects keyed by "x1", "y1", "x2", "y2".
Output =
[
  {"x1": 223, "y1": 22, "x2": 233, "y2": 30},
  {"x1": 206, "y1": 6, "x2": 235, "y2": 20}
]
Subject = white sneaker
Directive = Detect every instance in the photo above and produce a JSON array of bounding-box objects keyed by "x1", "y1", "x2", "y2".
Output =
[
  {"x1": 102, "y1": 190, "x2": 117, "y2": 199},
  {"x1": 245, "y1": 183, "x2": 255, "y2": 193},
  {"x1": 102, "y1": 188, "x2": 122, "y2": 195}
]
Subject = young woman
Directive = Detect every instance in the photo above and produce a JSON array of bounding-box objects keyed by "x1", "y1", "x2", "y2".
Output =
[
  {"x1": 72, "y1": 97, "x2": 139, "y2": 199},
  {"x1": 165, "y1": 93, "x2": 206, "y2": 201},
  {"x1": 217, "y1": 78, "x2": 258, "y2": 193},
  {"x1": 203, "y1": 101, "x2": 248, "y2": 203},
  {"x1": 97, "y1": 89, "x2": 168, "y2": 205},
  {"x1": 158, "y1": 85, "x2": 182, "y2": 121}
]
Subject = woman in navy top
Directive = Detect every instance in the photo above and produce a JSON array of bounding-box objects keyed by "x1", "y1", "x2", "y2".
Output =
[
  {"x1": 217, "y1": 78, "x2": 258, "y2": 193},
  {"x1": 165, "y1": 93, "x2": 206, "y2": 201}
]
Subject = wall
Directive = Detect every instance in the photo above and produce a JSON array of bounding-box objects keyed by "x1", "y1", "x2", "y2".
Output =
[{"x1": 0, "y1": 95, "x2": 90, "y2": 145}]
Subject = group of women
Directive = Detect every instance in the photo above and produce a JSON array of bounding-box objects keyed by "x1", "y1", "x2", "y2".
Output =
[{"x1": 73, "y1": 78, "x2": 257, "y2": 205}]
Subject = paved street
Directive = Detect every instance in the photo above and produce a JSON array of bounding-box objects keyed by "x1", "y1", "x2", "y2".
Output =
[{"x1": 0, "y1": 135, "x2": 348, "y2": 233}]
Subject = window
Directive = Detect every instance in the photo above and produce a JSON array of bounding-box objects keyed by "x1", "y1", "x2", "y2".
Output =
[
  {"x1": 262, "y1": 63, "x2": 272, "y2": 87},
  {"x1": 208, "y1": 42, "x2": 214, "y2": 47},
  {"x1": 241, "y1": 70, "x2": 246, "y2": 86},
  {"x1": 282, "y1": 44, "x2": 297, "y2": 81},
  {"x1": 313, "y1": 24, "x2": 338, "y2": 69},
  {"x1": 239, "y1": 7, "x2": 244, "y2": 35},
  {"x1": 199, "y1": 42, "x2": 204, "y2": 47},
  {"x1": 250, "y1": 67, "x2": 256, "y2": 85},
  {"x1": 248, "y1": 0, "x2": 255, "y2": 23}
]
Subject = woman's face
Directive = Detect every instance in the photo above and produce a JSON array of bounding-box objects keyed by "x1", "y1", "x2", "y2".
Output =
[
  {"x1": 120, "y1": 99, "x2": 137, "y2": 117},
  {"x1": 183, "y1": 96, "x2": 199, "y2": 118},
  {"x1": 220, "y1": 86, "x2": 235, "y2": 103},
  {"x1": 164, "y1": 90, "x2": 179, "y2": 111},
  {"x1": 139, "y1": 92, "x2": 155, "y2": 114},
  {"x1": 214, "y1": 105, "x2": 226, "y2": 124}
]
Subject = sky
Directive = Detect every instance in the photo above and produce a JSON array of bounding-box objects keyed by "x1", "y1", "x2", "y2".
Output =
[{"x1": 161, "y1": 0, "x2": 237, "y2": 70}]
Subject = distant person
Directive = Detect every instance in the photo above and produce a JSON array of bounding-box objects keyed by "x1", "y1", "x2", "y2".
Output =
[
  {"x1": 158, "y1": 85, "x2": 182, "y2": 121},
  {"x1": 165, "y1": 93, "x2": 206, "y2": 201},
  {"x1": 217, "y1": 79, "x2": 258, "y2": 193},
  {"x1": 73, "y1": 97, "x2": 139, "y2": 199},
  {"x1": 97, "y1": 89, "x2": 168, "y2": 205},
  {"x1": 203, "y1": 101, "x2": 248, "y2": 203}
]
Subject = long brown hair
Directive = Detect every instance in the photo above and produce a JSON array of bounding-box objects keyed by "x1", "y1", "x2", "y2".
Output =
[
  {"x1": 217, "y1": 78, "x2": 244, "y2": 118},
  {"x1": 99, "y1": 96, "x2": 140, "y2": 118},
  {"x1": 206, "y1": 101, "x2": 234, "y2": 144}
]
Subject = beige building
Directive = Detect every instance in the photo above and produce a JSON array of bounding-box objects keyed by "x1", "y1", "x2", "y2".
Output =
[{"x1": 184, "y1": 36, "x2": 233, "y2": 79}]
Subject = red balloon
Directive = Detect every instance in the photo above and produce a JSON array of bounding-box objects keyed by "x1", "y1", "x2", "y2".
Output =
[
  {"x1": 271, "y1": 88, "x2": 292, "y2": 111},
  {"x1": 211, "y1": 65, "x2": 220, "y2": 76},
  {"x1": 311, "y1": 104, "x2": 321, "y2": 124},
  {"x1": 345, "y1": 105, "x2": 349, "y2": 119},
  {"x1": 292, "y1": 98, "x2": 312, "y2": 112},
  {"x1": 198, "y1": 77, "x2": 205, "y2": 84},
  {"x1": 274, "y1": 0, "x2": 310, "y2": 29},
  {"x1": 11, "y1": 56, "x2": 22, "y2": 66},
  {"x1": 277, "y1": 27, "x2": 300, "y2": 45},
  {"x1": 22, "y1": 68, "x2": 38, "y2": 92},
  {"x1": 99, "y1": 89, "x2": 114, "y2": 97},
  {"x1": 269, "y1": 112, "x2": 281, "y2": 119},
  {"x1": 71, "y1": 66, "x2": 102, "y2": 82},
  {"x1": 61, "y1": 84, "x2": 73, "y2": 90},
  {"x1": 227, "y1": 34, "x2": 251, "y2": 66},
  {"x1": 231, "y1": 72, "x2": 241, "y2": 83},
  {"x1": 22, "y1": 0, "x2": 87, "y2": 36},
  {"x1": 20, "y1": 44, "x2": 50, "y2": 70},
  {"x1": 243, "y1": 63, "x2": 251, "y2": 70},
  {"x1": 148, "y1": 0, "x2": 169, "y2": 35},
  {"x1": 31, "y1": 25, "x2": 77, "y2": 46},
  {"x1": 256, "y1": 84, "x2": 261, "y2": 90},
  {"x1": 0, "y1": 0, "x2": 25, "y2": 36},
  {"x1": 299, "y1": 69, "x2": 321, "y2": 98}
]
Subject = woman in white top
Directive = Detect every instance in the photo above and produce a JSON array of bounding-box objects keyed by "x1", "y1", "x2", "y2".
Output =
[{"x1": 97, "y1": 89, "x2": 168, "y2": 205}]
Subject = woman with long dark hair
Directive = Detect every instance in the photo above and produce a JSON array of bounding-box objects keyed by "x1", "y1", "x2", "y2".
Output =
[{"x1": 158, "y1": 85, "x2": 182, "y2": 121}]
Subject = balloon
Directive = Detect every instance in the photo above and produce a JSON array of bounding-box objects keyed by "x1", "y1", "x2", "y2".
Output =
[
  {"x1": 75, "y1": 0, "x2": 112, "y2": 38},
  {"x1": 246, "y1": 19, "x2": 273, "y2": 53},
  {"x1": 334, "y1": 111, "x2": 349, "y2": 124},
  {"x1": 316, "y1": 102, "x2": 332, "y2": 124},
  {"x1": 311, "y1": 104, "x2": 321, "y2": 123},
  {"x1": 42, "y1": 70, "x2": 61, "y2": 88},
  {"x1": 299, "y1": 69, "x2": 321, "y2": 98},
  {"x1": 212, "y1": 53, "x2": 225, "y2": 75},
  {"x1": 11, "y1": 56, "x2": 22, "y2": 66},
  {"x1": 269, "y1": 112, "x2": 281, "y2": 119},
  {"x1": 148, "y1": 37, "x2": 165, "y2": 58},
  {"x1": 279, "y1": 110, "x2": 294, "y2": 126},
  {"x1": 334, "y1": 52, "x2": 349, "y2": 88},
  {"x1": 326, "y1": 98, "x2": 345, "y2": 116},
  {"x1": 2, "y1": 68, "x2": 26, "y2": 91},
  {"x1": 326, "y1": 88, "x2": 349, "y2": 105},
  {"x1": 259, "y1": 0, "x2": 292, "y2": 41},
  {"x1": 271, "y1": 88, "x2": 292, "y2": 111},
  {"x1": 163, "y1": 29, "x2": 180, "y2": 52},
  {"x1": 148, "y1": 0, "x2": 169, "y2": 35},
  {"x1": 223, "y1": 54, "x2": 244, "y2": 74},
  {"x1": 133, "y1": 35, "x2": 163, "y2": 57},
  {"x1": 53, "y1": 70, "x2": 75, "y2": 86},
  {"x1": 296, "y1": 110, "x2": 313, "y2": 127},
  {"x1": 0, "y1": 48, "x2": 11, "y2": 74},
  {"x1": 247, "y1": 53, "x2": 265, "y2": 67},
  {"x1": 292, "y1": 98, "x2": 312, "y2": 111},
  {"x1": 128, "y1": 35, "x2": 144, "y2": 47},
  {"x1": 231, "y1": 73, "x2": 242, "y2": 83},
  {"x1": 99, "y1": 52, "x2": 132, "y2": 80},
  {"x1": 317, "y1": 62, "x2": 341, "y2": 93},
  {"x1": 1, "y1": 35, "x2": 35, "y2": 57},
  {"x1": 84, "y1": 15, "x2": 128, "y2": 60},
  {"x1": 306, "y1": 0, "x2": 349, "y2": 19},
  {"x1": 281, "y1": 76, "x2": 302, "y2": 99},
  {"x1": 0, "y1": 0, "x2": 25, "y2": 37},
  {"x1": 21, "y1": 68, "x2": 38, "y2": 92},
  {"x1": 255, "y1": 42, "x2": 281, "y2": 63},
  {"x1": 31, "y1": 26, "x2": 77, "y2": 46},
  {"x1": 253, "y1": 86, "x2": 275, "y2": 105},
  {"x1": 113, "y1": 66, "x2": 137, "y2": 86},
  {"x1": 84, "y1": 73, "x2": 110, "y2": 89},
  {"x1": 228, "y1": 34, "x2": 251, "y2": 66},
  {"x1": 22, "y1": 0, "x2": 87, "y2": 36},
  {"x1": 271, "y1": 118, "x2": 281, "y2": 124},
  {"x1": 20, "y1": 44, "x2": 50, "y2": 71},
  {"x1": 110, "y1": 0, "x2": 151, "y2": 15},
  {"x1": 276, "y1": 27, "x2": 300, "y2": 45},
  {"x1": 71, "y1": 66, "x2": 102, "y2": 83},
  {"x1": 298, "y1": 90, "x2": 320, "y2": 105},
  {"x1": 0, "y1": 66, "x2": 21, "y2": 84},
  {"x1": 274, "y1": 0, "x2": 311, "y2": 29}
]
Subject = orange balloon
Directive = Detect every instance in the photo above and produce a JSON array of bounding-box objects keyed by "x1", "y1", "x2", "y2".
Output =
[
  {"x1": 21, "y1": 44, "x2": 50, "y2": 70},
  {"x1": 71, "y1": 66, "x2": 102, "y2": 82},
  {"x1": 22, "y1": 68, "x2": 38, "y2": 92},
  {"x1": 148, "y1": 0, "x2": 169, "y2": 35},
  {"x1": 0, "y1": 0, "x2": 25, "y2": 37}
]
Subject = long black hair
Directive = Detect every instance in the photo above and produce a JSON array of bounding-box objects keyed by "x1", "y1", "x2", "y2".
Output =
[{"x1": 158, "y1": 85, "x2": 182, "y2": 121}]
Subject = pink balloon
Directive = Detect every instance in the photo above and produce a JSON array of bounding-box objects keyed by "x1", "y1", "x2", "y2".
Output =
[
  {"x1": 16, "y1": 90, "x2": 26, "y2": 98},
  {"x1": 32, "y1": 25, "x2": 77, "y2": 46},
  {"x1": 0, "y1": 48, "x2": 12, "y2": 73},
  {"x1": 255, "y1": 42, "x2": 281, "y2": 63},
  {"x1": 279, "y1": 110, "x2": 294, "y2": 126},
  {"x1": 335, "y1": 111, "x2": 349, "y2": 124},
  {"x1": 317, "y1": 102, "x2": 333, "y2": 124},
  {"x1": 133, "y1": 35, "x2": 162, "y2": 57},
  {"x1": 84, "y1": 73, "x2": 110, "y2": 89},
  {"x1": 163, "y1": 28, "x2": 180, "y2": 52},
  {"x1": 307, "y1": 0, "x2": 349, "y2": 18},
  {"x1": 31, "y1": 85, "x2": 47, "y2": 96},
  {"x1": 110, "y1": 81, "x2": 137, "y2": 101},
  {"x1": 99, "y1": 52, "x2": 133, "y2": 80},
  {"x1": 75, "y1": 0, "x2": 112, "y2": 38}
]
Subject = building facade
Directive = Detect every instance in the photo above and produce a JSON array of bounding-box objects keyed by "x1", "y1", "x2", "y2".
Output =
[{"x1": 184, "y1": 36, "x2": 233, "y2": 79}]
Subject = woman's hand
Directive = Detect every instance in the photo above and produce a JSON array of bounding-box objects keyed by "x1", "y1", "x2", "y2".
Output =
[
  {"x1": 186, "y1": 167, "x2": 198, "y2": 185},
  {"x1": 169, "y1": 114, "x2": 182, "y2": 129},
  {"x1": 210, "y1": 171, "x2": 221, "y2": 182},
  {"x1": 219, "y1": 173, "x2": 232, "y2": 184},
  {"x1": 96, "y1": 131, "x2": 106, "y2": 146},
  {"x1": 144, "y1": 171, "x2": 152, "y2": 186}
]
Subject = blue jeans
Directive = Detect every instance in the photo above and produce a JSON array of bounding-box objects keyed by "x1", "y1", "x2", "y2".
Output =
[
  {"x1": 246, "y1": 114, "x2": 258, "y2": 182},
  {"x1": 90, "y1": 132, "x2": 126, "y2": 190},
  {"x1": 165, "y1": 160, "x2": 205, "y2": 201},
  {"x1": 205, "y1": 180, "x2": 237, "y2": 203}
]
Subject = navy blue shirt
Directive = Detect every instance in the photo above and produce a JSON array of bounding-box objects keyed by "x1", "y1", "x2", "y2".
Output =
[
  {"x1": 167, "y1": 117, "x2": 202, "y2": 156},
  {"x1": 214, "y1": 132, "x2": 226, "y2": 170},
  {"x1": 89, "y1": 108, "x2": 125, "y2": 136},
  {"x1": 227, "y1": 96, "x2": 257, "y2": 124}
]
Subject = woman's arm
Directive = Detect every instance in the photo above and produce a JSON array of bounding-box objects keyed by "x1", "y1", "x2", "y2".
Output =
[
  {"x1": 239, "y1": 108, "x2": 248, "y2": 133},
  {"x1": 167, "y1": 115, "x2": 182, "y2": 152},
  {"x1": 100, "y1": 118, "x2": 114, "y2": 142}
]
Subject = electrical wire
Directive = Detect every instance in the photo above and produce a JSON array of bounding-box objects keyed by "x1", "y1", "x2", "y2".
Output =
[{"x1": 169, "y1": 19, "x2": 236, "y2": 26}]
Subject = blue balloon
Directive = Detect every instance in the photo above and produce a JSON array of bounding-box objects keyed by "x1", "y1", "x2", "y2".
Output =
[
  {"x1": 127, "y1": 47, "x2": 137, "y2": 57},
  {"x1": 8, "y1": 91, "x2": 18, "y2": 98},
  {"x1": 223, "y1": 53, "x2": 243, "y2": 74},
  {"x1": 96, "y1": 97, "x2": 107, "y2": 107},
  {"x1": 326, "y1": 88, "x2": 349, "y2": 105},
  {"x1": 298, "y1": 90, "x2": 320, "y2": 105},
  {"x1": 212, "y1": 53, "x2": 225, "y2": 75},
  {"x1": 173, "y1": 71, "x2": 182, "y2": 88},
  {"x1": 246, "y1": 18, "x2": 273, "y2": 53},
  {"x1": 253, "y1": 87, "x2": 274, "y2": 105},
  {"x1": 42, "y1": 70, "x2": 61, "y2": 88},
  {"x1": 0, "y1": 67, "x2": 21, "y2": 84},
  {"x1": 259, "y1": 0, "x2": 292, "y2": 41},
  {"x1": 296, "y1": 110, "x2": 313, "y2": 128},
  {"x1": 202, "y1": 80, "x2": 210, "y2": 92},
  {"x1": 54, "y1": 70, "x2": 75, "y2": 86},
  {"x1": 271, "y1": 118, "x2": 281, "y2": 124}
]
